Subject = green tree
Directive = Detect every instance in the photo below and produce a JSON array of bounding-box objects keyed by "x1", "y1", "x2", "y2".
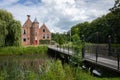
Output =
[
  {"x1": 110, "y1": 0, "x2": 120, "y2": 12},
  {"x1": 58, "y1": 34, "x2": 64, "y2": 45},
  {"x1": 0, "y1": 20, "x2": 8, "y2": 46},
  {"x1": 0, "y1": 9, "x2": 21, "y2": 47}
]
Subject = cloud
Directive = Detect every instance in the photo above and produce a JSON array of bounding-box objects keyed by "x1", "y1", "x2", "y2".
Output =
[
  {"x1": 0, "y1": 0, "x2": 19, "y2": 6},
  {"x1": 0, "y1": 0, "x2": 115, "y2": 33}
]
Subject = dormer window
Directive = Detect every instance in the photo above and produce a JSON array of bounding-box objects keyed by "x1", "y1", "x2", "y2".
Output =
[
  {"x1": 43, "y1": 29, "x2": 45, "y2": 32},
  {"x1": 23, "y1": 29, "x2": 26, "y2": 34}
]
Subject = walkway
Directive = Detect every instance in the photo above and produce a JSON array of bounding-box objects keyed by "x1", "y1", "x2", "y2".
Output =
[{"x1": 84, "y1": 53, "x2": 120, "y2": 71}]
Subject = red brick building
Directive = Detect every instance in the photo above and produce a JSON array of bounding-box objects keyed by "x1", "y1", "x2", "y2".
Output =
[{"x1": 21, "y1": 15, "x2": 51, "y2": 46}]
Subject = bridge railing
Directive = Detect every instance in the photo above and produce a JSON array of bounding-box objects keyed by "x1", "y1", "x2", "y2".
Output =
[
  {"x1": 49, "y1": 45, "x2": 76, "y2": 55},
  {"x1": 82, "y1": 44, "x2": 120, "y2": 70}
]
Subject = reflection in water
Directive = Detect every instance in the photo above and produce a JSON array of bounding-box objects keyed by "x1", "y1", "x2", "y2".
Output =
[{"x1": 0, "y1": 54, "x2": 47, "y2": 80}]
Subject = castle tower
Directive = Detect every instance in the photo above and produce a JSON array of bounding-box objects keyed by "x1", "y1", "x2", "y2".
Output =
[{"x1": 31, "y1": 18, "x2": 39, "y2": 45}]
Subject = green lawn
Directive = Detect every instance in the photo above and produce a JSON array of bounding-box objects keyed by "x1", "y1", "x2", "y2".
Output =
[{"x1": 0, "y1": 46, "x2": 48, "y2": 55}]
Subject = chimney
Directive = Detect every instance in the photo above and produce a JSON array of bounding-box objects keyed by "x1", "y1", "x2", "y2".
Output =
[{"x1": 27, "y1": 15, "x2": 30, "y2": 19}]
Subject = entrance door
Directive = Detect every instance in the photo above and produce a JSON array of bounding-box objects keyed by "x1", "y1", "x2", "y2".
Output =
[{"x1": 35, "y1": 40, "x2": 37, "y2": 45}]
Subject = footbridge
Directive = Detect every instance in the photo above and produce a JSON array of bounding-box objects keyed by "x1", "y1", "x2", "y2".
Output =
[{"x1": 48, "y1": 45, "x2": 120, "y2": 73}]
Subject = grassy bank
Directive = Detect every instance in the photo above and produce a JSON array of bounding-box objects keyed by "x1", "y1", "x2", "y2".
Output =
[
  {"x1": 0, "y1": 46, "x2": 48, "y2": 55},
  {"x1": 0, "y1": 59, "x2": 119, "y2": 80},
  {"x1": 111, "y1": 44, "x2": 120, "y2": 48},
  {"x1": 0, "y1": 46, "x2": 119, "y2": 80}
]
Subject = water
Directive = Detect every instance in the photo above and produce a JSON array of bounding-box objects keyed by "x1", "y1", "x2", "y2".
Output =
[{"x1": 0, "y1": 54, "x2": 47, "y2": 80}]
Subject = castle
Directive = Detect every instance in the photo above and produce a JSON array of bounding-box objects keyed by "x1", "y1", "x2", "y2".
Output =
[{"x1": 21, "y1": 15, "x2": 51, "y2": 46}]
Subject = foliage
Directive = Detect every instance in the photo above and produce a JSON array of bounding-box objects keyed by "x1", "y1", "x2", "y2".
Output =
[
  {"x1": 0, "y1": 9, "x2": 21, "y2": 47},
  {"x1": 0, "y1": 20, "x2": 7, "y2": 46},
  {"x1": 52, "y1": 33, "x2": 65, "y2": 45},
  {"x1": 0, "y1": 46, "x2": 48, "y2": 55},
  {"x1": 41, "y1": 60, "x2": 65, "y2": 80},
  {"x1": 39, "y1": 40, "x2": 50, "y2": 44},
  {"x1": 71, "y1": 10, "x2": 120, "y2": 43},
  {"x1": 111, "y1": 44, "x2": 120, "y2": 48},
  {"x1": 110, "y1": 0, "x2": 120, "y2": 12}
]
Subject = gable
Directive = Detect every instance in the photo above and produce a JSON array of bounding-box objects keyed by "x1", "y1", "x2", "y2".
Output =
[
  {"x1": 22, "y1": 16, "x2": 32, "y2": 28},
  {"x1": 39, "y1": 24, "x2": 51, "y2": 33}
]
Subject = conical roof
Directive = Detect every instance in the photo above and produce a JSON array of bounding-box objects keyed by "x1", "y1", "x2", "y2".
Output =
[{"x1": 33, "y1": 18, "x2": 38, "y2": 23}]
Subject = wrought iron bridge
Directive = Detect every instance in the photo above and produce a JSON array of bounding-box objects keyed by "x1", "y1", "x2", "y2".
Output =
[{"x1": 48, "y1": 44, "x2": 120, "y2": 73}]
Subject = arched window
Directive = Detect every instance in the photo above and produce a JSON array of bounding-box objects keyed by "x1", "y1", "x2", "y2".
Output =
[
  {"x1": 43, "y1": 29, "x2": 45, "y2": 32},
  {"x1": 23, "y1": 29, "x2": 26, "y2": 34},
  {"x1": 23, "y1": 38, "x2": 26, "y2": 42}
]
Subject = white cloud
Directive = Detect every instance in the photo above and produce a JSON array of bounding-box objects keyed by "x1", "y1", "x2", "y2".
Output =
[
  {"x1": 0, "y1": 0, "x2": 115, "y2": 33},
  {"x1": 0, "y1": 0, "x2": 19, "y2": 6}
]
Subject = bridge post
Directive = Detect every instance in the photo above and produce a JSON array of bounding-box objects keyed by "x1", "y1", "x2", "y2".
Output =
[
  {"x1": 63, "y1": 45, "x2": 65, "y2": 52},
  {"x1": 82, "y1": 47, "x2": 85, "y2": 58},
  {"x1": 108, "y1": 35, "x2": 111, "y2": 56},
  {"x1": 96, "y1": 46, "x2": 98, "y2": 63},
  {"x1": 68, "y1": 46, "x2": 69, "y2": 54},
  {"x1": 62, "y1": 45, "x2": 64, "y2": 52},
  {"x1": 57, "y1": 45, "x2": 58, "y2": 50},
  {"x1": 60, "y1": 45, "x2": 61, "y2": 51},
  {"x1": 95, "y1": 32, "x2": 99, "y2": 62},
  {"x1": 117, "y1": 51, "x2": 119, "y2": 70}
]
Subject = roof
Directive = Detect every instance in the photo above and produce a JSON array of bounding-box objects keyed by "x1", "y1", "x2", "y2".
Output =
[
  {"x1": 33, "y1": 18, "x2": 38, "y2": 23},
  {"x1": 40, "y1": 23, "x2": 51, "y2": 33},
  {"x1": 22, "y1": 15, "x2": 32, "y2": 27}
]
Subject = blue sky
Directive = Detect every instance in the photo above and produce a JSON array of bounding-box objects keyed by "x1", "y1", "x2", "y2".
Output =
[{"x1": 0, "y1": 0, "x2": 114, "y2": 33}]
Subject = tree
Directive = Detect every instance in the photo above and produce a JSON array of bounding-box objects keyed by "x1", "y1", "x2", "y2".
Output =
[
  {"x1": 71, "y1": 6, "x2": 120, "y2": 43},
  {"x1": 0, "y1": 20, "x2": 8, "y2": 46},
  {"x1": 110, "y1": 0, "x2": 120, "y2": 12},
  {"x1": 5, "y1": 20, "x2": 21, "y2": 46},
  {"x1": 52, "y1": 33, "x2": 65, "y2": 45},
  {"x1": 0, "y1": 9, "x2": 21, "y2": 47}
]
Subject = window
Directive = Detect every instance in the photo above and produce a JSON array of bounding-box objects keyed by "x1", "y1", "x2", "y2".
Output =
[
  {"x1": 43, "y1": 34, "x2": 45, "y2": 39},
  {"x1": 23, "y1": 29, "x2": 26, "y2": 34},
  {"x1": 43, "y1": 29, "x2": 45, "y2": 32},
  {"x1": 23, "y1": 38, "x2": 26, "y2": 42},
  {"x1": 47, "y1": 34, "x2": 49, "y2": 39},
  {"x1": 36, "y1": 32, "x2": 37, "y2": 36}
]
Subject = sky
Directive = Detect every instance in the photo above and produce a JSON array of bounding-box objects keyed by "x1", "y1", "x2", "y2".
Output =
[{"x1": 0, "y1": 0, "x2": 115, "y2": 33}]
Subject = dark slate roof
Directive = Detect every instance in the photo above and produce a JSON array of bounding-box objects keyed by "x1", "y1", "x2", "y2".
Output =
[{"x1": 33, "y1": 18, "x2": 38, "y2": 23}]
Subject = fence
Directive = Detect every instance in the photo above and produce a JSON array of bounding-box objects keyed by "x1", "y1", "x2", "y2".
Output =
[{"x1": 82, "y1": 44, "x2": 120, "y2": 70}]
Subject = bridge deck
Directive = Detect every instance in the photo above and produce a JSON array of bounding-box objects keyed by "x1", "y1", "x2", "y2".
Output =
[{"x1": 84, "y1": 54, "x2": 120, "y2": 72}]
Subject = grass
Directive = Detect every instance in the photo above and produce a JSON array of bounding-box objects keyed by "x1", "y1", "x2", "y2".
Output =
[
  {"x1": 0, "y1": 59, "x2": 119, "y2": 80},
  {"x1": 111, "y1": 44, "x2": 120, "y2": 48},
  {"x1": 0, "y1": 46, "x2": 48, "y2": 55}
]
